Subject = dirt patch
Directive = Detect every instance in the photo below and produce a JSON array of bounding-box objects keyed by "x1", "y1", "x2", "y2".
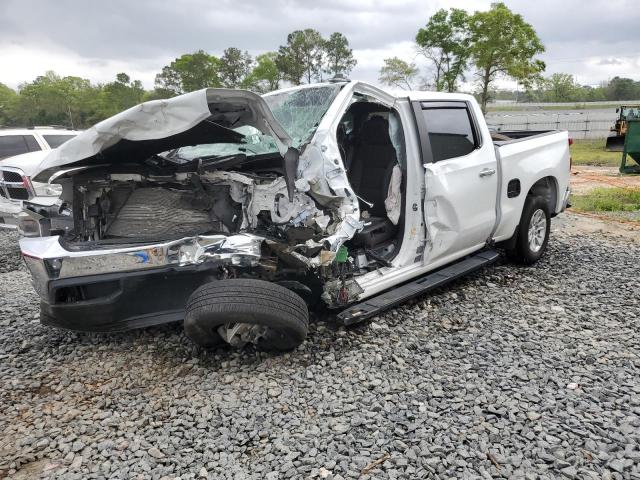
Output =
[
  {"x1": 570, "y1": 165, "x2": 640, "y2": 194},
  {"x1": 7, "y1": 458, "x2": 64, "y2": 480},
  {"x1": 555, "y1": 210, "x2": 640, "y2": 241}
]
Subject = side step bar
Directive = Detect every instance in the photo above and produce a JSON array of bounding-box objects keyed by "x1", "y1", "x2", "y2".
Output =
[{"x1": 337, "y1": 249, "x2": 500, "y2": 326}]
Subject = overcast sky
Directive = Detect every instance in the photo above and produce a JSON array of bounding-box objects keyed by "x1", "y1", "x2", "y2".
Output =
[{"x1": 1, "y1": 0, "x2": 639, "y2": 92}]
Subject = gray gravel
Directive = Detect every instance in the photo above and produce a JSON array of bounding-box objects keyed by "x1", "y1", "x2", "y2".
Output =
[
  {"x1": 0, "y1": 229, "x2": 22, "y2": 274},
  {"x1": 1, "y1": 214, "x2": 639, "y2": 479}
]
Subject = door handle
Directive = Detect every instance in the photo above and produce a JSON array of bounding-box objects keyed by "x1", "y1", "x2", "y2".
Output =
[{"x1": 479, "y1": 168, "x2": 496, "y2": 177}]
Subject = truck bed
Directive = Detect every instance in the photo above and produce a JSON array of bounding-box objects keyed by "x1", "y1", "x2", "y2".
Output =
[
  {"x1": 491, "y1": 129, "x2": 561, "y2": 145},
  {"x1": 491, "y1": 129, "x2": 571, "y2": 241}
]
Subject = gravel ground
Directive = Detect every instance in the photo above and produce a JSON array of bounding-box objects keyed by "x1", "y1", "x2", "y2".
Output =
[{"x1": 1, "y1": 214, "x2": 639, "y2": 479}]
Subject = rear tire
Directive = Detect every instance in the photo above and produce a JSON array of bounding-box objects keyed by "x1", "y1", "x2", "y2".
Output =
[
  {"x1": 184, "y1": 279, "x2": 309, "y2": 351},
  {"x1": 507, "y1": 195, "x2": 551, "y2": 265}
]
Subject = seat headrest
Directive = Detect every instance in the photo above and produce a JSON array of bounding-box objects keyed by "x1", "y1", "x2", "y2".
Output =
[{"x1": 360, "y1": 115, "x2": 391, "y2": 145}]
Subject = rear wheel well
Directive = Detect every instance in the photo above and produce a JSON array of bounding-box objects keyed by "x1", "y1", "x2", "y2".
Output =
[
  {"x1": 499, "y1": 176, "x2": 558, "y2": 250},
  {"x1": 528, "y1": 176, "x2": 557, "y2": 215}
]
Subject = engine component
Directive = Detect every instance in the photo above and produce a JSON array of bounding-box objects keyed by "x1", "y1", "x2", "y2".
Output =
[{"x1": 105, "y1": 188, "x2": 214, "y2": 239}]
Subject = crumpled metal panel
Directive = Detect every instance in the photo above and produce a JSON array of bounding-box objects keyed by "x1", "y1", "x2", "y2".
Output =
[
  {"x1": 32, "y1": 89, "x2": 294, "y2": 182},
  {"x1": 203, "y1": 170, "x2": 330, "y2": 231},
  {"x1": 295, "y1": 143, "x2": 363, "y2": 251}
]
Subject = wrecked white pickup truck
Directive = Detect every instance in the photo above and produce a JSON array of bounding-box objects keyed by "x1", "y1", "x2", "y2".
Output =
[{"x1": 17, "y1": 80, "x2": 571, "y2": 351}]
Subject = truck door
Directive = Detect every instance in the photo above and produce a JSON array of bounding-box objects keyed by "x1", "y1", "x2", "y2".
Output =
[{"x1": 413, "y1": 101, "x2": 497, "y2": 263}]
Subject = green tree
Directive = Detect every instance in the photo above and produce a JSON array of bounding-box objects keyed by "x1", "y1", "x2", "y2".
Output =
[
  {"x1": 523, "y1": 76, "x2": 610, "y2": 103},
  {"x1": 606, "y1": 76, "x2": 640, "y2": 101},
  {"x1": 277, "y1": 29, "x2": 325, "y2": 85},
  {"x1": 521, "y1": 77, "x2": 546, "y2": 102},
  {"x1": 143, "y1": 88, "x2": 176, "y2": 101},
  {"x1": 245, "y1": 52, "x2": 281, "y2": 93},
  {"x1": 0, "y1": 83, "x2": 18, "y2": 125},
  {"x1": 99, "y1": 73, "x2": 145, "y2": 117},
  {"x1": 416, "y1": 8, "x2": 470, "y2": 92},
  {"x1": 581, "y1": 85, "x2": 607, "y2": 102},
  {"x1": 154, "y1": 50, "x2": 222, "y2": 94},
  {"x1": 543, "y1": 73, "x2": 579, "y2": 102},
  {"x1": 13, "y1": 71, "x2": 100, "y2": 128},
  {"x1": 378, "y1": 57, "x2": 419, "y2": 90},
  {"x1": 323, "y1": 32, "x2": 357, "y2": 78},
  {"x1": 468, "y1": 2, "x2": 545, "y2": 113},
  {"x1": 218, "y1": 47, "x2": 253, "y2": 88}
]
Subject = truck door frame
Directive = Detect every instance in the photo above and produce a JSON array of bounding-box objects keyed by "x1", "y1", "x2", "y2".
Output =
[{"x1": 412, "y1": 99, "x2": 498, "y2": 265}]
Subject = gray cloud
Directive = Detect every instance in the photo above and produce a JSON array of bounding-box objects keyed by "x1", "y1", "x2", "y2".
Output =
[
  {"x1": 0, "y1": 0, "x2": 432, "y2": 58},
  {"x1": 597, "y1": 58, "x2": 623, "y2": 66},
  {"x1": 0, "y1": 0, "x2": 638, "y2": 88}
]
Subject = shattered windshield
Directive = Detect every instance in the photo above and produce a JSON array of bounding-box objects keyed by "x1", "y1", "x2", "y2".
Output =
[
  {"x1": 168, "y1": 126, "x2": 278, "y2": 162},
  {"x1": 264, "y1": 85, "x2": 341, "y2": 147},
  {"x1": 168, "y1": 85, "x2": 341, "y2": 162}
]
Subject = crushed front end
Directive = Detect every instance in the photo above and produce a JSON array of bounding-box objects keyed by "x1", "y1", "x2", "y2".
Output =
[{"x1": 19, "y1": 85, "x2": 364, "y2": 332}]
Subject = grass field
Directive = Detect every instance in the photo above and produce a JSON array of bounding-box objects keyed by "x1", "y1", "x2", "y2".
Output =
[
  {"x1": 570, "y1": 139, "x2": 621, "y2": 167},
  {"x1": 571, "y1": 187, "x2": 640, "y2": 213}
]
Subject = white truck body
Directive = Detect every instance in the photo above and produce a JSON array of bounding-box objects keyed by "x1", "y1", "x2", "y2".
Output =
[
  {"x1": 16, "y1": 81, "x2": 570, "y2": 344},
  {"x1": 313, "y1": 85, "x2": 570, "y2": 299}
]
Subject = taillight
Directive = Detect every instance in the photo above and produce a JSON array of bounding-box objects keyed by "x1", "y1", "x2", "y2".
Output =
[
  {"x1": 568, "y1": 137, "x2": 573, "y2": 170},
  {"x1": 568, "y1": 137, "x2": 574, "y2": 146}
]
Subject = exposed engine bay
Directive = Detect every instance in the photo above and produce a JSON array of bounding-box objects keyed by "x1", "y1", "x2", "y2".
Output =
[
  {"x1": 63, "y1": 168, "x2": 330, "y2": 244},
  {"x1": 52, "y1": 155, "x2": 336, "y2": 255}
]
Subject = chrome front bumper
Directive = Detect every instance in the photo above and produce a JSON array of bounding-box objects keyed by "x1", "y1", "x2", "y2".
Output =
[{"x1": 20, "y1": 233, "x2": 264, "y2": 299}]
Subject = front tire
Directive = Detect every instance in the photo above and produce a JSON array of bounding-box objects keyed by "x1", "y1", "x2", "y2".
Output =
[
  {"x1": 184, "y1": 279, "x2": 309, "y2": 351},
  {"x1": 508, "y1": 195, "x2": 551, "y2": 265}
]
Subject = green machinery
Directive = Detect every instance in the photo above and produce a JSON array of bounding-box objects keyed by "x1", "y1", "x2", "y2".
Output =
[
  {"x1": 606, "y1": 105, "x2": 640, "y2": 152},
  {"x1": 620, "y1": 119, "x2": 640, "y2": 174}
]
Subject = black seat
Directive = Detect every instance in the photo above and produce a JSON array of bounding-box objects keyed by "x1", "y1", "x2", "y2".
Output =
[
  {"x1": 348, "y1": 115, "x2": 397, "y2": 216},
  {"x1": 348, "y1": 115, "x2": 399, "y2": 248},
  {"x1": 352, "y1": 216, "x2": 396, "y2": 248}
]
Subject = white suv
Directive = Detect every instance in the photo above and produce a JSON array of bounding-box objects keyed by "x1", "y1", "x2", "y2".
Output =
[{"x1": 0, "y1": 127, "x2": 79, "y2": 160}]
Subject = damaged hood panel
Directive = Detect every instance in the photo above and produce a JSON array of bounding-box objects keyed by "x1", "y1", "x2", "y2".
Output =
[{"x1": 33, "y1": 88, "x2": 293, "y2": 182}]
